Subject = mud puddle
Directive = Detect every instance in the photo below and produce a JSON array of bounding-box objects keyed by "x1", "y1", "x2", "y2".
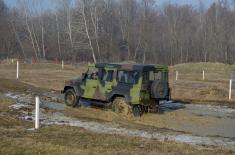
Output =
[
  {"x1": 2, "y1": 91, "x2": 235, "y2": 149},
  {"x1": 186, "y1": 104, "x2": 235, "y2": 119},
  {"x1": 159, "y1": 101, "x2": 235, "y2": 138}
]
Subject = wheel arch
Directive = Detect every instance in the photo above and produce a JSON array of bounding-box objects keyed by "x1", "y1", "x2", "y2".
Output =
[
  {"x1": 64, "y1": 86, "x2": 79, "y2": 107},
  {"x1": 109, "y1": 94, "x2": 126, "y2": 102},
  {"x1": 63, "y1": 86, "x2": 75, "y2": 93}
]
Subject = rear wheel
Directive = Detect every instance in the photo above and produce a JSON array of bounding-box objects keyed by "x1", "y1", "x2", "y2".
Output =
[
  {"x1": 112, "y1": 97, "x2": 131, "y2": 115},
  {"x1": 132, "y1": 105, "x2": 142, "y2": 117},
  {"x1": 149, "y1": 100, "x2": 160, "y2": 113},
  {"x1": 142, "y1": 106, "x2": 149, "y2": 113},
  {"x1": 64, "y1": 89, "x2": 79, "y2": 107}
]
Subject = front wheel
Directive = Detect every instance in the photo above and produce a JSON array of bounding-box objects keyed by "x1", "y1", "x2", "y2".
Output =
[{"x1": 64, "y1": 89, "x2": 79, "y2": 107}]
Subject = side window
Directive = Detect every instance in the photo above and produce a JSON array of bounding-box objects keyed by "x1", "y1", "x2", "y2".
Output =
[
  {"x1": 155, "y1": 72, "x2": 162, "y2": 80},
  {"x1": 149, "y1": 71, "x2": 162, "y2": 80},
  {"x1": 118, "y1": 71, "x2": 126, "y2": 83},
  {"x1": 102, "y1": 70, "x2": 113, "y2": 82},
  {"x1": 143, "y1": 72, "x2": 149, "y2": 82},
  {"x1": 149, "y1": 71, "x2": 154, "y2": 80},
  {"x1": 87, "y1": 67, "x2": 99, "y2": 80},
  {"x1": 117, "y1": 71, "x2": 139, "y2": 84},
  {"x1": 143, "y1": 71, "x2": 163, "y2": 81},
  {"x1": 162, "y1": 72, "x2": 168, "y2": 80}
]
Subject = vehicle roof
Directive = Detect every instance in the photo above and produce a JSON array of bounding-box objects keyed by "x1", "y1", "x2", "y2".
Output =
[{"x1": 91, "y1": 63, "x2": 168, "y2": 71}]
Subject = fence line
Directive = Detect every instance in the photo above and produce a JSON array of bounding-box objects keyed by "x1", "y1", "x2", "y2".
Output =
[
  {"x1": 229, "y1": 79, "x2": 232, "y2": 101},
  {"x1": 203, "y1": 70, "x2": 205, "y2": 80},
  {"x1": 62, "y1": 60, "x2": 64, "y2": 69},
  {"x1": 35, "y1": 96, "x2": 40, "y2": 129},
  {"x1": 16, "y1": 61, "x2": 19, "y2": 79},
  {"x1": 176, "y1": 71, "x2": 178, "y2": 81}
]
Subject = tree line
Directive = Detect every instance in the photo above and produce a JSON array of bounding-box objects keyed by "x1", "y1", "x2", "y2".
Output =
[{"x1": 0, "y1": 0, "x2": 235, "y2": 65}]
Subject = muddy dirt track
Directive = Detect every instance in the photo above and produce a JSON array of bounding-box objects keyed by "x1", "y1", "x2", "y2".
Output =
[{"x1": 2, "y1": 90, "x2": 235, "y2": 149}]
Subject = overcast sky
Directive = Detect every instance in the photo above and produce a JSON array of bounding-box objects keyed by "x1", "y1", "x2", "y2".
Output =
[{"x1": 3, "y1": 0, "x2": 229, "y2": 10}]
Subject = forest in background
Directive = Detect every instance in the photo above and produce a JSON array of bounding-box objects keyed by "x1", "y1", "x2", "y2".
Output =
[{"x1": 0, "y1": 0, "x2": 235, "y2": 65}]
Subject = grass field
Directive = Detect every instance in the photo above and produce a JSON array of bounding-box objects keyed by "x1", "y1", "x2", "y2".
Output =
[
  {"x1": 0, "y1": 94, "x2": 234, "y2": 155},
  {"x1": 0, "y1": 62, "x2": 235, "y2": 154},
  {"x1": 0, "y1": 63, "x2": 86, "y2": 91},
  {"x1": 170, "y1": 63, "x2": 235, "y2": 104},
  {"x1": 0, "y1": 62, "x2": 234, "y2": 103}
]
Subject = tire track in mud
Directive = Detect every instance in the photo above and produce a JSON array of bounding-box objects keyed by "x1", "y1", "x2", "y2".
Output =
[{"x1": 2, "y1": 91, "x2": 235, "y2": 149}]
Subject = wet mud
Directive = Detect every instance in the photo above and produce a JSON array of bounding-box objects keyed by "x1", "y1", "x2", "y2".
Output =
[{"x1": 2, "y1": 91, "x2": 235, "y2": 149}]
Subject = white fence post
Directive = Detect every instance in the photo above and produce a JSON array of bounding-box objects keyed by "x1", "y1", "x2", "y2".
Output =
[
  {"x1": 62, "y1": 60, "x2": 64, "y2": 69},
  {"x1": 176, "y1": 71, "x2": 178, "y2": 81},
  {"x1": 203, "y1": 70, "x2": 205, "y2": 80},
  {"x1": 16, "y1": 61, "x2": 19, "y2": 79},
  {"x1": 229, "y1": 79, "x2": 232, "y2": 101},
  {"x1": 35, "y1": 96, "x2": 40, "y2": 129}
]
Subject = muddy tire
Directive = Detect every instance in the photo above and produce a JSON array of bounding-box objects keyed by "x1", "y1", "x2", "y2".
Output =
[
  {"x1": 112, "y1": 97, "x2": 131, "y2": 115},
  {"x1": 64, "y1": 89, "x2": 78, "y2": 107},
  {"x1": 132, "y1": 105, "x2": 142, "y2": 117},
  {"x1": 142, "y1": 106, "x2": 149, "y2": 113}
]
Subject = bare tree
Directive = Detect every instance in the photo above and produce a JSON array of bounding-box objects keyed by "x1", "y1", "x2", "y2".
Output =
[
  {"x1": 1, "y1": 0, "x2": 235, "y2": 64},
  {"x1": 90, "y1": 1, "x2": 101, "y2": 59},
  {"x1": 10, "y1": 20, "x2": 26, "y2": 59},
  {"x1": 55, "y1": 12, "x2": 62, "y2": 57},
  {"x1": 81, "y1": 0, "x2": 97, "y2": 63},
  {"x1": 22, "y1": 0, "x2": 38, "y2": 59}
]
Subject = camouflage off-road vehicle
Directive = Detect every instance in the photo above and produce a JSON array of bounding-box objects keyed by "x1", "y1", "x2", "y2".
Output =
[{"x1": 62, "y1": 63, "x2": 170, "y2": 116}]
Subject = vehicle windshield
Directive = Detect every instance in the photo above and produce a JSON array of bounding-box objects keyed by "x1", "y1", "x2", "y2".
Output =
[
  {"x1": 117, "y1": 71, "x2": 140, "y2": 84},
  {"x1": 86, "y1": 67, "x2": 99, "y2": 80}
]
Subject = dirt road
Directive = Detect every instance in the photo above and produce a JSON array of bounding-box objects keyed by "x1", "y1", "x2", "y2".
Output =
[{"x1": 3, "y1": 91, "x2": 235, "y2": 149}]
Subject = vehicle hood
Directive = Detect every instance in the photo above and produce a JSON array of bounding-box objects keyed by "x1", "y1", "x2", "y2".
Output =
[{"x1": 65, "y1": 78, "x2": 81, "y2": 86}]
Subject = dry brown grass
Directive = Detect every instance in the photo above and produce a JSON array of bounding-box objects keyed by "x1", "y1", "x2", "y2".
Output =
[
  {"x1": 1, "y1": 95, "x2": 232, "y2": 155},
  {"x1": 0, "y1": 94, "x2": 15, "y2": 110},
  {"x1": 0, "y1": 62, "x2": 234, "y2": 103},
  {"x1": 1, "y1": 63, "x2": 235, "y2": 154},
  {"x1": 0, "y1": 95, "x2": 31, "y2": 129},
  {"x1": 0, "y1": 63, "x2": 86, "y2": 91},
  {"x1": 169, "y1": 63, "x2": 235, "y2": 103},
  {"x1": 0, "y1": 125, "x2": 234, "y2": 155}
]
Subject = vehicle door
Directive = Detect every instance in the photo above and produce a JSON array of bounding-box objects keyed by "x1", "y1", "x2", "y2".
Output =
[
  {"x1": 82, "y1": 66, "x2": 99, "y2": 99},
  {"x1": 99, "y1": 69, "x2": 115, "y2": 100}
]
